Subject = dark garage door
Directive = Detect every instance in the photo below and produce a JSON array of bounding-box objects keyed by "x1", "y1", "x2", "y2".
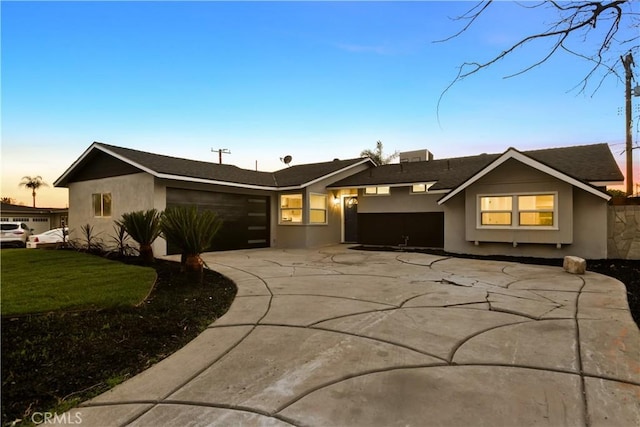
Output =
[
  {"x1": 166, "y1": 188, "x2": 270, "y2": 254},
  {"x1": 358, "y1": 212, "x2": 444, "y2": 248}
]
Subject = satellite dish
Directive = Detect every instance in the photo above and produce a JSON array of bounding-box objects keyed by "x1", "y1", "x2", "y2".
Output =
[{"x1": 280, "y1": 155, "x2": 292, "y2": 166}]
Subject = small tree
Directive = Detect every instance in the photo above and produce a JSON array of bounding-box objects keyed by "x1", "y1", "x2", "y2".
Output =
[
  {"x1": 161, "y1": 206, "x2": 223, "y2": 275},
  {"x1": 117, "y1": 209, "x2": 162, "y2": 265},
  {"x1": 19, "y1": 176, "x2": 48, "y2": 208},
  {"x1": 360, "y1": 141, "x2": 399, "y2": 165}
]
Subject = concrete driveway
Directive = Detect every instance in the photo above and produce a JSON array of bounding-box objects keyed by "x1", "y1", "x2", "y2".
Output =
[{"x1": 69, "y1": 246, "x2": 638, "y2": 426}]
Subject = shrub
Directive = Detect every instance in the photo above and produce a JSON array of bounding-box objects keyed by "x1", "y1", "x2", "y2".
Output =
[
  {"x1": 160, "y1": 206, "x2": 223, "y2": 274},
  {"x1": 117, "y1": 210, "x2": 162, "y2": 265}
]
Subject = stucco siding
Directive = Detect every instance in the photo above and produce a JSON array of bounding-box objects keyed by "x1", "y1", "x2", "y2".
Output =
[
  {"x1": 444, "y1": 160, "x2": 608, "y2": 259},
  {"x1": 274, "y1": 162, "x2": 371, "y2": 248},
  {"x1": 357, "y1": 187, "x2": 444, "y2": 213},
  {"x1": 68, "y1": 172, "x2": 155, "y2": 247},
  {"x1": 464, "y1": 160, "x2": 574, "y2": 245}
]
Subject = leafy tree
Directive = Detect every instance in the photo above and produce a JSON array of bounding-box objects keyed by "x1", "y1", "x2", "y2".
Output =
[
  {"x1": 19, "y1": 176, "x2": 48, "y2": 208},
  {"x1": 160, "y1": 206, "x2": 223, "y2": 275},
  {"x1": 360, "y1": 140, "x2": 399, "y2": 165},
  {"x1": 438, "y1": 1, "x2": 637, "y2": 95},
  {"x1": 117, "y1": 209, "x2": 162, "y2": 265}
]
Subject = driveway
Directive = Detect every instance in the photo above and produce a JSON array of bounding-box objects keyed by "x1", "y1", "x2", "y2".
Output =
[{"x1": 68, "y1": 246, "x2": 638, "y2": 426}]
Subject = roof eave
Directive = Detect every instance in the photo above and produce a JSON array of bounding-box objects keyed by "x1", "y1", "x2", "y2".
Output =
[{"x1": 437, "y1": 148, "x2": 612, "y2": 205}]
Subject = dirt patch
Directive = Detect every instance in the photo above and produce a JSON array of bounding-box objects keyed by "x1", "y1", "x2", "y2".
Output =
[{"x1": 1, "y1": 258, "x2": 236, "y2": 426}]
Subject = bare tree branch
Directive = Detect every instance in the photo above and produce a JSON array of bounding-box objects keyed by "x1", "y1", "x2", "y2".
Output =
[{"x1": 437, "y1": 0, "x2": 638, "y2": 114}]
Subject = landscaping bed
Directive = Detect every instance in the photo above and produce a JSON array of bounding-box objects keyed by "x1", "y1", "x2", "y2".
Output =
[{"x1": 1, "y1": 257, "x2": 237, "y2": 426}]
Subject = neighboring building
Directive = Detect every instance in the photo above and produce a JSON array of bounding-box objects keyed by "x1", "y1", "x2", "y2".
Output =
[
  {"x1": 0, "y1": 203, "x2": 68, "y2": 234},
  {"x1": 55, "y1": 142, "x2": 624, "y2": 259}
]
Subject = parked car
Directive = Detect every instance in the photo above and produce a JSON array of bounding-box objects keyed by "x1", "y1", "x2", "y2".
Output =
[
  {"x1": 0, "y1": 222, "x2": 32, "y2": 248},
  {"x1": 27, "y1": 227, "x2": 68, "y2": 248}
]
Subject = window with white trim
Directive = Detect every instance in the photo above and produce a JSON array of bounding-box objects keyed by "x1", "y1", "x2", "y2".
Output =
[
  {"x1": 411, "y1": 183, "x2": 434, "y2": 193},
  {"x1": 92, "y1": 193, "x2": 112, "y2": 217},
  {"x1": 280, "y1": 194, "x2": 302, "y2": 223},
  {"x1": 309, "y1": 194, "x2": 328, "y2": 224},
  {"x1": 364, "y1": 186, "x2": 390, "y2": 195},
  {"x1": 479, "y1": 193, "x2": 556, "y2": 228}
]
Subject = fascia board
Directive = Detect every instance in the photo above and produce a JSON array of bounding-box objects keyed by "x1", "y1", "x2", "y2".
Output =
[
  {"x1": 54, "y1": 142, "x2": 102, "y2": 187},
  {"x1": 438, "y1": 149, "x2": 611, "y2": 205},
  {"x1": 296, "y1": 158, "x2": 376, "y2": 188}
]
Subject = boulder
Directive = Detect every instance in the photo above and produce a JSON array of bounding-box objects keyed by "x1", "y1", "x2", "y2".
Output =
[{"x1": 563, "y1": 256, "x2": 586, "y2": 275}]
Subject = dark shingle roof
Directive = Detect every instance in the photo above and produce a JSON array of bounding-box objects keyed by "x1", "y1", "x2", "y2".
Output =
[
  {"x1": 329, "y1": 143, "x2": 623, "y2": 190},
  {"x1": 58, "y1": 143, "x2": 369, "y2": 189}
]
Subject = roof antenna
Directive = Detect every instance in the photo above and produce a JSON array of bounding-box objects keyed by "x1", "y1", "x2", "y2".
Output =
[
  {"x1": 211, "y1": 148, "x2": 231, "y2": 164},
  {"x1": 280, "y1": 155, "x2": 293, "y2": 167}
]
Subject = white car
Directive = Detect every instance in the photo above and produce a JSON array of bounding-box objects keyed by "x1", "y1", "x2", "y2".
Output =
[
  {"x1": 0, "y1": 222, "x2": 32, "y2": 247},
  {"x1": 27, "y1": 227, "x2": 68, "y2": 248}
]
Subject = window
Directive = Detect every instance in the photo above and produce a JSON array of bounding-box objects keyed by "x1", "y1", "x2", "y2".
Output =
[
  {"x1": 92, "y1": 193, "x2": 112, "y2": 217},
  {"x1": 309, "y1": 194, "x2": 328, "y2": 224},
  {"x1": 479, "y1": 193, "x2": 555, "y2": 228},
  {"x1": 364, "y1": 186, "x2": 390, "y2": 195},
  {"x1": 518, "y1": 194, "x2": 554, "y2": 226},
  {"x1": 280, "y1": 194, "x2": 302, "y2": 223},
  {"x1": 480, "y1": 196, "x2": 512, "y2": 225},
  {"x1": 411, "y1": 183, "x2": 434, "y2": 193}
]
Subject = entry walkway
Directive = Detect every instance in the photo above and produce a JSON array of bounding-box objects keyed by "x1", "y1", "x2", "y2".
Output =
[{"x1": 68, "y1": 246, "x2": 638, "y2": 426}]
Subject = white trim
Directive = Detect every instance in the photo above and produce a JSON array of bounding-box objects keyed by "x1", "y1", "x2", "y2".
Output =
[
  {"x1": 438, "y1": 148, "x2": 611, "y2": 204},
  {"x1": 589, "y1": 181, "x2": 624, "y2": 187}
]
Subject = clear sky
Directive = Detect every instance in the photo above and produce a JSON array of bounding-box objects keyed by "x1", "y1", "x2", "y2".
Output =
[{"x1": 2, "y1": 1, "x2": 638, "y2": 208}]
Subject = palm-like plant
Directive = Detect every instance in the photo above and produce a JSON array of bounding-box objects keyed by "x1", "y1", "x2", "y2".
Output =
[
  {"x1": 360, "y1": 140, "x2": 399, "y2": 165},
  {"x1": 19, "y1": 176, "x2": 48, "y2": 207},
  {"x1": 117, "y1": 209, "x2": 162, "y2": 265},
  {"x1": 160, "y1": 206, "x2": 223, "y2": 274}
]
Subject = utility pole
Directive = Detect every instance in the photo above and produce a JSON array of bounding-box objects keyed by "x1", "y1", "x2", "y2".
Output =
[
  {"x1": 211, "y1": 148, "x2": 231, "y2": 164},
  {"x1": 622, "y1": 52, "x2": 634, "y2": 196}
]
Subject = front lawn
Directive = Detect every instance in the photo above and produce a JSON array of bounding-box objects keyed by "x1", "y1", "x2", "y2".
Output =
[
  {"x1": 1, "y1": 249, "x2": 156, "y2": 316},
  {"x1": 1, "y1": 252, "x2": 237, "y2": 426}
]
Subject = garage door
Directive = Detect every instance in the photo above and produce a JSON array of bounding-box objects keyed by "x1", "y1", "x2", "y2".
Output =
[
  {"x1": 358, "y1": 212, "x2": 444, "y2": 248},
  {"x1": 166, "y1": 188, "x2": 270, "y2": 254}
]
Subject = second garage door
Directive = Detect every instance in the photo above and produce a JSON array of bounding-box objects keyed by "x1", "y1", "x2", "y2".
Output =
[{"x1": 358, "y1": 212, "x2": 444, "y2": 248}]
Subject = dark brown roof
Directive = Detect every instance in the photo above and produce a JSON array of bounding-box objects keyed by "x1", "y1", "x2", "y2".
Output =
[
  {"x1": 0, "y1": 202, "x2": 67, "y2": 213},
  {"x1": 56, "y1": 142, "x2": 370, "y2": 189},
  {"x1": 328, "y1": 143, "x2": 623, "y2": 190}
]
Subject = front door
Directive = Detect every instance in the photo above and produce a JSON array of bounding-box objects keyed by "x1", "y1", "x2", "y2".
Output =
[{"x1": 343, "y1": 196, "x2": 358, "y2": 243}]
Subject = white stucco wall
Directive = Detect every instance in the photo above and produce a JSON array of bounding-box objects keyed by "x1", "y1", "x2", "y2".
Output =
[{"x1": 68, "y1": 173, "x2": 156, "y2": 250}]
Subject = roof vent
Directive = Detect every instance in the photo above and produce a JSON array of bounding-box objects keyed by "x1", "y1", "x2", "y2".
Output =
[{"x1": 399, "y1": 149, "x2": 433, "y2": 163}]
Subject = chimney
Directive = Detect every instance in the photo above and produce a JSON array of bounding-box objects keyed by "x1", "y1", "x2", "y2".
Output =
[{"x1": 399, "y1": 149, "x2": 433, "y2": 163}]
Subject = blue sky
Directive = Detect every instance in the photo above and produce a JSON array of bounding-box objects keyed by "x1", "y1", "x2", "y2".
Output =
[{"x1": 2, "y1": 1, "x2": 637, "y2": 207}]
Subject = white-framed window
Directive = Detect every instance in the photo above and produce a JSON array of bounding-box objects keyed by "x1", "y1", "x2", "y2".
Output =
[
  {"x1": 364, "y1": 186, "x2": 390, "y2": 195},
  {"x1": 478, "y1": 193, "x2": 556, "y2": 228},
  {"x1": 309, "y1": 193, "x2": 328, "y2": 224},
  {"x1": 411, "y1": 183, "x2": 435, "y2": 194},
  {"x1": 280, "y1": 194, "x2": 303, "y2": 224},
  {"x1": 92, "y1": 193, "x2": 112, "y2": 217}
]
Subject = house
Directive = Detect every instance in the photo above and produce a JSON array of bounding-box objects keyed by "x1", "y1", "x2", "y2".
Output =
[
  {"x1": 55, "y1": 141, "x2": 623, "y2": 259},
  {"x1": 0, "y1": 202, "x2": 68, "y2": 234}
]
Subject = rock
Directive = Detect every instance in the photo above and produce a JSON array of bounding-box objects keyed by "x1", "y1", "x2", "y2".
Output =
[{"x1": 563, "y1": 256, "x2": 586, "y2": 275}]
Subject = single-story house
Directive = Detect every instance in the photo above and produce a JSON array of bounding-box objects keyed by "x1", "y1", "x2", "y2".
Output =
[
  {"x1": 54, "y1": 141, "x2": 624, "y2": 259},
  {"x1": 0, "y1": 202, "x2": 68, "y2": 234}
]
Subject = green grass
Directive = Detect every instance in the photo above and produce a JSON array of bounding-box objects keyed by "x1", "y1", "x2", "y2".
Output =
[{"x1": 1, "y1": 249, "x2": 156, "y2": 316}]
